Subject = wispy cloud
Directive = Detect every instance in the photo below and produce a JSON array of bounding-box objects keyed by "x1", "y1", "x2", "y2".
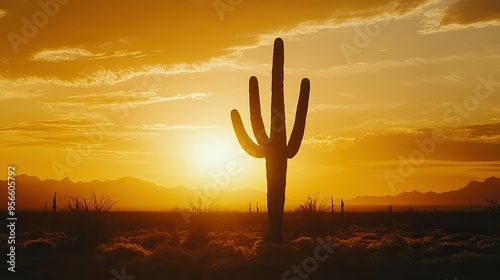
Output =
[
  {"x1": 317, "y1": 51, "x2": 500, "y2": 76},
  {"x1": 0, "y1": 9, "x2": 7, "y2": 18},
  {"x1": 0, "y1": 119, "x2": 100, "y2": 133},
  {"x1": 128, "y1": 124, "x2": 222, "y2": 131},
  {"x1": 304, "y1": 126, "x2": 500, "y2": 163},
  {"x1": 32, "y1": 48, "x2": 103, "y2": 62},
  {"x1": 1, "y1": 0, "x2": 434, "y2": 69},
  {"x1": 0, "y1": 56, "x2": 238, "y2": 96},
  {"x1": 31, "y1": 47, "x2": 157, "y2": 62},
  {"x1": 421, "y1": 0, "x2": 500, "y2": 33},
  {"x1": 304, "y1": 135, "x2": 356, "y2": 151},
  {"x1": 41, "y1": 91, "x2": 211, "y2": 109},
  {"x1": 456, "y1": 119, "x2": 500, "y2": 143},
  {"x1": 310, "y1": 102, "x2": 404, "y2": 113}
]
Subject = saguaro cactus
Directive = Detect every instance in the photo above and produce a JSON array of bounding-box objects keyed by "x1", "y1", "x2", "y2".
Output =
[
  {"x1": 231, "y1": 38, "x2": 310, "y2": 243},
  {"x1": 52, "y1": 192, "x2": 57, "y2": 213}
]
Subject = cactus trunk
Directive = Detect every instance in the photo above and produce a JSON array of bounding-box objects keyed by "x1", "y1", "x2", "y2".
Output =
[
  {"x1": 53, "y1": 192, "x2": 57, "y2": 213},
  {"x1": 231, "y1": 38, "x2": 310, "y2": 243},
  {"x1": 266, "y1": 156, "x2": 287, "y2": 242}
]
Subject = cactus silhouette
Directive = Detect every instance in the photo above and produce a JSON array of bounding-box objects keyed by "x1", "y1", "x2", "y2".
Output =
[
  {"x1": 52, "y1": 192, "x2": 57, "y2": 213},
  {"x1": 231, "y1": 38, "x2": 310, "y2": 243}
]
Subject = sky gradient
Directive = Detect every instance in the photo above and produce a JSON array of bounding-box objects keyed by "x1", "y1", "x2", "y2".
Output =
[{"x1": 1, "y1": 0, "x2": 500, "y2": 201}]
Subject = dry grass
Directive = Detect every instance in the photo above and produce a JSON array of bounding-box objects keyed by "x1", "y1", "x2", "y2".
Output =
[{"x1": 4, "y1": 211, "x2": 500, "y2": 280}]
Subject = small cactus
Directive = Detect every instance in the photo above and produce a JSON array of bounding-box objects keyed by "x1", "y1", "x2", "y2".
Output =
[
  {"x1": 52, "y1": 192, "x2": 57, "y2": 213},
  {"x1": 231, "y1": 38, "x2": 310, "y2": 243}
]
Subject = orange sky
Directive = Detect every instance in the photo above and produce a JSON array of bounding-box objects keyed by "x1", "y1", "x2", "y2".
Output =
[{"x1": 1, "y1": 0, "x2": 499, "y2": 201}]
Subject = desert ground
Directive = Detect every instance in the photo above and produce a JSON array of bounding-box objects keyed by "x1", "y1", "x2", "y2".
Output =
[{"x1": 2, "y1": 209, "x2": 500, "y2": 280}]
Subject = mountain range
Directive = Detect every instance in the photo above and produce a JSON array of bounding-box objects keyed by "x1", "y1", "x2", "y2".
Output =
[
  {"x1": 0, "y1": 174, "x2": 269, "y2": 211},
  {"x1": 347, "y1": 176, "x2": 500, "y2": 205},
  {"x1": 0, "y1": 175, "x2": 498, "y2": 211}
]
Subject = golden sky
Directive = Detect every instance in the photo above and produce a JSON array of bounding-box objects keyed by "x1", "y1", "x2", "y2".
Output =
[{"x1": 1, "y1": 0, "x2": 499, "y2": 201}]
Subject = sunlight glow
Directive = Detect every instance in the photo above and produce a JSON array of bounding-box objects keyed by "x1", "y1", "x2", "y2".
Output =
[{"x1": 192, "y1": 137, "x2": 235, "y2": 170}]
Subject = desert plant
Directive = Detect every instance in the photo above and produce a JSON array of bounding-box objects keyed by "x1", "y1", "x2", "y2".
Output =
[
  {"x1": 52, "y1": 192, "x2": 57, "y2": 213},
  {"x1": 63, "y1": 192, "x2": 117, "y2": 253},
  {"x1": 231, "y1": 38, "x2": 310, "y2": 243},
  {"x1": 486, "y1": 199, "x2": 500, "y2": 216},
  {"x1": 65, "y1": 191, "x2": 117, "y2": 213},
  {"x1": 183, "y1": 193, "x2": 220, "y2": 215},
  {"x1": 295, "y1": 193, "x2": 329, "y2": 213},
  {"x1": 181, "y1": 194, "x2": 220, "y2": 247}
]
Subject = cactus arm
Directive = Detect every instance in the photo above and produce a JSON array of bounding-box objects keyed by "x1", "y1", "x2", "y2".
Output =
[
  {"x1": 249, "y1": 76, "x2": 269, "y2": 145},
  {"x1": 287, "y1": 78, "x2": 310, "y2": 159},
  {"x1": 231, "y1": 109, "x2": 265, "y2": 158},
  {"x1": 271, "y1": 38, "x2": 286, "y2": 142}
]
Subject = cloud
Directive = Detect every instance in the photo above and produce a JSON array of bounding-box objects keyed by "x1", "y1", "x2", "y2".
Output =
[
  {"x1": 408, "y1": 72, "x2": 463, "y2": 85},
  {"x1": 0, "y1": 56, "x2": 237, "y2": 93},
  {"x1": 304, "y1": 122, "x2": 500, "y2": 163},
  {"x1": 0, "y1": 119, "x2": 100, "y2": 133},
  {"x1": 317, "y1": 51, "x2": 500, "y2": 76},
  {"x1": 0, "y1": 9, "x2": 6, "y2": 18},
  {"x1": 32, "y1": 48, "x2": 102, "y2": 62},
  {"x1": 440, "y1": 0, "x2": 500, "y2": 26},
  {"x1": 41, "y1": 92, "x2": 212, "y2": 109},
  {"x1": 128, "y1": 124, "x2": 222, "y2": 131},
  {"x1": 0, "y1": 0, "x2": 433, "y2": 71},
  {"x1": 460, "y1": 120, "x2": 500, "y2": 142},
  {"x1": 310, "y1": 102, "x2": 404, "y2": 113},
  {"x1": 31, "y1": 47, "x2": 157, "y2": 62},
  {"x1": 304, "y1": 135, "x2": 356, "y2": 151},
  {"x1": 422, "y1": 0, "x2": 500, "y2": 33}
]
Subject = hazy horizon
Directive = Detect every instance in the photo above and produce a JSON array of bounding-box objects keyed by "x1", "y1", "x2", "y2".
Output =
[
  {"x1": 1, "y1": 0, "x2": 500, "y2": 203},
  {"x1": 2, "y1": 173, "x2": 498, "y2": 212}
]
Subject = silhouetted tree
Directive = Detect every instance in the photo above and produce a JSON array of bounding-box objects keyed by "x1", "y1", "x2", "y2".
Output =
[{"x1": 231, "y1": 38, "x2": 310, "y2": 243}]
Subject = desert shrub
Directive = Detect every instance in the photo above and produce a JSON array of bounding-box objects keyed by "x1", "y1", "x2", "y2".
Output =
[
  {"x1": 99, "y1": 242, "x2": 151, "y2": 260},
  {"x1": 65, "y1": 191, "x2": 117, "y2": 213},
  {"x1": 293, "y1": 193, "x2": 332, "y2": 235},
  {"x1": 252, "y1": 240, "x2": 298, "y2": 265},
  {"x1": 62, "y1": 192, "x2": 118, "y2": 253},
  {"x1": 295, "y1": 193, "x2": 329, "y2": 213},
  {"x1": 180, "y1": 194, "x2": 220, "y2": 248},
  {"x1": 21, "y1": 238, "x2": 56, "y2": 255},
  {"x1": 150, "y1": 243, "x2": 199, "y2": 272},
  {"x1": 486, "y1": 199, "x2": 500, "y2": 219}
]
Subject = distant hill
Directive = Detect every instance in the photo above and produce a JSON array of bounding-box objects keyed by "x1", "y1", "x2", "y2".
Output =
[
  {"x1": 347, "y1": 177, "x2": 500, "y2": 205},
  {"x1": 2, "y1": 175, "x2": 498, "y2": 211},
  {"x1": 0, "y1": 174, "x2": 270, "y2": 211}
]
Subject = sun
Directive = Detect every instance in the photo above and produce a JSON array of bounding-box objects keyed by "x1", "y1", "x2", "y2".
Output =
[{"x1": 191, "y1": 134, "x2": 238, "y2": 171}]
